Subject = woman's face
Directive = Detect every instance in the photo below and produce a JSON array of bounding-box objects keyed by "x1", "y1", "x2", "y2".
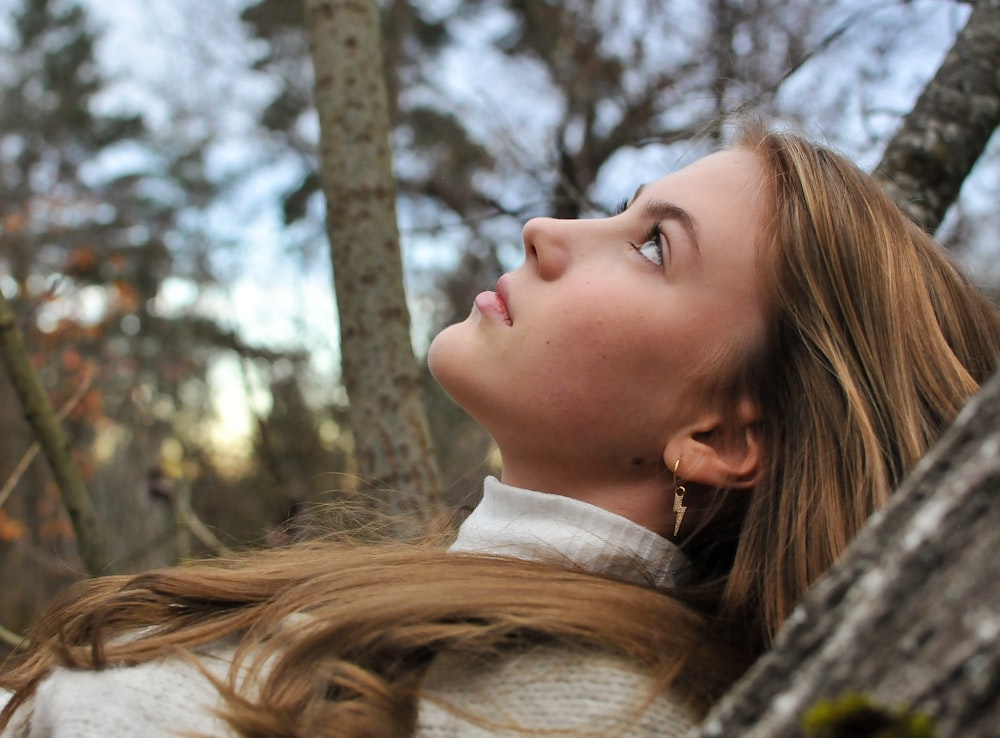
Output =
[{"x1": 428, "y1": 148, "x2": 769, "y2": 493}]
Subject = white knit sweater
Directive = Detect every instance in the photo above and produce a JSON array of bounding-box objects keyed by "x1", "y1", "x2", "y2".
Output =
[{"x1": 1, "y1": 477, "x2": 697, "y2": 737}]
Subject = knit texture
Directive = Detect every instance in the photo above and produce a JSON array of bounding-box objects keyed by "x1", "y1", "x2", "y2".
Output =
[
  {"x1": 1, "y1": 650, "x2": 234, "y2": 738},
  {"x1": 419, "y1": 647, "x2": 695, "y2": 737}
]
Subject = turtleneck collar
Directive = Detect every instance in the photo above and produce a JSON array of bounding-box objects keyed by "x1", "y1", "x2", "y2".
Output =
[{"x1": 449, "y1": 476, "x2": 691, "y2": 589}]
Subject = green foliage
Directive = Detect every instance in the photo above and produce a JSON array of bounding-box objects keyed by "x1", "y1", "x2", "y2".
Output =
[{"x1": 803, "y1": 694, "x2": 936, "y2": 738}]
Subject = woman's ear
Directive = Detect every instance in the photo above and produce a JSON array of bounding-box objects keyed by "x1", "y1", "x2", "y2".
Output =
[{"x1": 663, "y1": 398, "x2": 762, "y2": 489}]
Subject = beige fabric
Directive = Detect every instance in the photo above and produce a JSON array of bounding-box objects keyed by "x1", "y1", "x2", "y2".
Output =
[
  {"x1": 1, "y1": 645, "x2": 695, "y2": 737},
  {"x1": 0, "y1": 648, "x2": 234, "y2": 738},
  {"x1": 419, "y1": 646, "x2": 696, "y2": 737}
]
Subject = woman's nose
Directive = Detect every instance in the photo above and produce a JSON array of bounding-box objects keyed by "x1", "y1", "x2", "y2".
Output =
[{"x1": 522, "y1": 217, "x2": 572, "y2": 280}]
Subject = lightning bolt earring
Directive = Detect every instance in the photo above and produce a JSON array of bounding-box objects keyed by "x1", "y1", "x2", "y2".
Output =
[{"x1": 672, "y1": 458, "x2": 687, "y2": 537}]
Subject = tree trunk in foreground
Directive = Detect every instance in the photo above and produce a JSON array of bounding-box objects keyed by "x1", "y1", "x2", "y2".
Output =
[
  {"x1": 875, "y1": 0, "x2": 1000, "y2": 233},
  {"x1": 304, "y1": 0, "x2": 443, "y2": 527},
  {"x1": 691, "y1": 368, "x2": 1000, "y2": 737},
  {"x1": 0, "y1": 289, "x2": 109, "y2": 576}
]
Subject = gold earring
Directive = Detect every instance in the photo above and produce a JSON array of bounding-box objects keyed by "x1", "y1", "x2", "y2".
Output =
[{"x1": 672, "y1": 458, "x2": 687, "y2": 537}]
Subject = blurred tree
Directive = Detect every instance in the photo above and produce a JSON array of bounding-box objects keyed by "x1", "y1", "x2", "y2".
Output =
[
  {"x1": 0, "y1": 0, "x2": 291, "y2": 635},
  {"x1": 175, "y1": 360, "x2": 355, "y2": 553},
  {"x1": 0, "y1": 0, "x2": 166, "y2": 629},
  {"x1": 304, "y1": 0, "x2": 444, "y2": 527},
  {"x1": 0, "y1": 281, "x2": 108, "y2": 576}
]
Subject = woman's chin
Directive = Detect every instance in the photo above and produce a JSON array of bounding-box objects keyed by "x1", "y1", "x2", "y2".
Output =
[
  {"x1": 427, "y1": 325, "x2": 481, "y2": 405},
  {"x1": 426, "y1": 325, "x2": 461, "y2": 384}
]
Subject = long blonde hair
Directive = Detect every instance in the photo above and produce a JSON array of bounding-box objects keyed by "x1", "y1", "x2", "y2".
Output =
[
  {"x1": 3, "y1": 124, "x2": 999, "y2": 736},
  {"x1": 722, "y1": 123, "x2": 1000, "y2": 646}
]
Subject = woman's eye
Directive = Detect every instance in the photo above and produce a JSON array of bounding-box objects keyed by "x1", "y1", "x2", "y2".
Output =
[
  {"x1": 635, "y1": 239, "x2": 663, "y2": 266},
  {"x1": 631, "y1": 223, "x2": 666, "y2": 267}
]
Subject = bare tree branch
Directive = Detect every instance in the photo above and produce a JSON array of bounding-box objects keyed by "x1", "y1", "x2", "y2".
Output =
[
  {"x1": 0, "y1": 367, "x2": 94, "y2": 512},
  {"x1": 172, "y1": 483, "x2": 235, "y2": 559},
  {"x1": 876, "y1": 0, "x2": 1000, "y2": 233},
  {"x1": 0, "y1": 289, "x2": 109, "y2": 576},
  {"x1": 0, "y1": 622, "x2": 27, "y2": 650}
]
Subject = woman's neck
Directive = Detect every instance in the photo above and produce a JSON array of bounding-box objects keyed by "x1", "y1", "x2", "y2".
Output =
[{"x1": 498, "y1": 466, "x2": 674, "y2": 538}]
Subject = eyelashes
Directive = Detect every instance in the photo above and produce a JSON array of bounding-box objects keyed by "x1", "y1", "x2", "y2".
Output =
[
  {"x1": 615, "y1": 195, "x2": 668, "y2": 267},
  {"x1": 632, "y1": 238, "x2": 664, "y2": 267},
  {"x1": 643, "y1": 221, "x2": 663, "y2": 246}
]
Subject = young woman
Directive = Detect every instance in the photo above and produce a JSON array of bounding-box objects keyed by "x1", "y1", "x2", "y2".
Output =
[{"x1": 2, "y1": 121, "x2": 999, "y2": 738}]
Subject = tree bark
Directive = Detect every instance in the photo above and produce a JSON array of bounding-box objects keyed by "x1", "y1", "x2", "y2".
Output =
[
  {"x1": 875, "y1": 0, "x2": 1000, "y2": 233},
  {"x1": 0, "y1": 290, "x2": 109, "y2": 576},
  {"x1": 690, "y1": 368, "x2": 1000, "y2": 737},
  {"x1": 304, "y1": 0, "x2": 443, "y2": 527}
]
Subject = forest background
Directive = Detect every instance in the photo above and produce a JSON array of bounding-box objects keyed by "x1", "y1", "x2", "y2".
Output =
[{"x1": 0, "y1": 0, "x2": 998, "y2": 653}]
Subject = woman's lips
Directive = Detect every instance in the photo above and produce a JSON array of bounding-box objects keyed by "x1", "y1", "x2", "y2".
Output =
[{"x1": 474, "y1": 277, "x2": 512, "y2": 325}]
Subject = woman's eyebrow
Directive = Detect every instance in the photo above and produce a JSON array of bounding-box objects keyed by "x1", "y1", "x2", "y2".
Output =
[{"x1": 642, "y1": 198, "x2": 701, "y2": 258}]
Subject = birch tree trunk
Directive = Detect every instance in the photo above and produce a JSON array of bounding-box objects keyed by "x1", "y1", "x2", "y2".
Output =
[
  {"x1": 690, "y1": 368, "x2": 1000, "y2": 737},
  {"x1": 304, "y1": 0, "x2": 443, "y2": 527},
  {"x1": 875, "y1": 0, "x2": 1000, "y2": 233}
]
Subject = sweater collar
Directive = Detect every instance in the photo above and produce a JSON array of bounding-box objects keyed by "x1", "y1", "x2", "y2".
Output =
[{"x1": 449, "y1": 476, "x2": 691, "y2": 589}]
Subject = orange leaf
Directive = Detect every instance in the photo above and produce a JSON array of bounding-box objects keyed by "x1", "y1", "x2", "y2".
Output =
[
  {"x1": 65, "y1": 246, "x2": 98, "y2": 276},
  {"x1": 61, "y1": 347, "x2": 83, "y2": 372},
  {"x1": 114, "y1": 280, "x2": 141, "y2": 312},
  {"x1": 40, "y1": 516, "x2": 74, "y2": 543},
  {"x1": 109, "y1": 252, "x2": 129, "y2": 273},
  {"x1": 2, "y1": 211, "x2": 27, "y2": 234},
  {"x1": 0, "y1": 511, "x2": 27, "y2": 543}
]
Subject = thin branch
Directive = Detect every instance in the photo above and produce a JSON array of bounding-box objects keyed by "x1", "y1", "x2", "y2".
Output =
[
  {"x1": 173, "y1": 484, "x2": 235, "y2": 558},
  {"x1": 0, "y1": 289, "x2": 109, "y2": 575},
  {"x1": 765, "y1": 1, "x2": 901, "y2": 98},
  {"x1": 0, "y1": 622, "x2": 28, "y2": 650},
  {"x1": 0, "y1": 447, "x2": 38, "y2": 513},
  {"x1": 0, "y1": 367, "x2": 95, "y2": 511}
]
